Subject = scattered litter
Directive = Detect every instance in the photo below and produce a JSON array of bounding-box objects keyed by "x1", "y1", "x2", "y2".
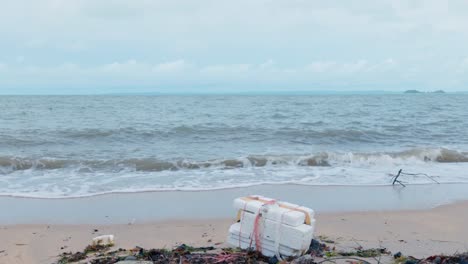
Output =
[
  {"x1": 338, "y1": 248, "x2": 389, "y2": 258},
  {"x1": 58, "y1": 243, "x2": 114, "y2": 263},
  {"x1": 394, "y1": 252, "x2": 468, "y2": 264},
  {"x1": 92, "y1": 234, "x2": 115, "y2": 246},
  {"x1": 55, "y1": 238, "x2": 396, "y2": 264},
  {"x1": 58, "y1": 251, "x2": 87, "y2": 263}
]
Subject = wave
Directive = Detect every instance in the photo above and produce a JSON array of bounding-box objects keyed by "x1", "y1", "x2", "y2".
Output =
[
  {"x1": 1, "y1": 148, "x2": 467, "y2": 174},
  {"x1": 1, "y1": 126, "x2": 399, "y2": 142}
]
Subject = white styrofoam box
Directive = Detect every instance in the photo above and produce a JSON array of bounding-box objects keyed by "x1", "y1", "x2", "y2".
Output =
[
  {"x1": 228, "y1": 225, "x2": 297, "y2": 256},
  {"x1": 92, "y1": 235, "x2": 114, "y2": 246},
  {"x1": 228, "y1": 223, "x2": 306, "y2": 257},
  {"x1": 227, "y1": 234, "x2": 297, "y2": 257},
  {"x1": 227, "y1": 232, "x2": 297, "y2": 254},
  {"x1": 237, "y1": 211, "x2": 314, "y2": 250},
  {"x1": 233, "y1": 198, "x2": 308, "y2": 227},
  {"x1": 280, "y1": 202, "x2": 315, "y2": 220},
  {"x1": 229, "y1": 195, "x2": 316, "y2": 257}
]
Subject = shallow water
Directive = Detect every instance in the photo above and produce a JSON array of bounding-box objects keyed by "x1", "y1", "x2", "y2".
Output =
[{"x1": 1, "y1": 94, "x2": 468, "y2": 198}]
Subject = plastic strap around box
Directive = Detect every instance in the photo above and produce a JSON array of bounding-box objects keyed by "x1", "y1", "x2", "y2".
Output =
[{"x1": 237, "y1": 196, "x2": 312, "y2": 225}]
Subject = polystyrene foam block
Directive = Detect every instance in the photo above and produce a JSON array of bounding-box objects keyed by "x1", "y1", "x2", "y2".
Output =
[
  {"x1": 280, "y1": 202, "x2": 315, "y2": 220},
  {"x1": 228, "y1": 229, "x2": 298, "y2": 256},
  {"x1": 237, "y1": 211, "x2": 314, "y2": 250},
  {"x1": 227, "y1": 235, "x2": 298, "y2": 257},
  {"x1": 233, "y1": 198, "x2": 307, "y2": 227},
  {"x1": 228, "y1": 223, "x2": 305, "y2": 257},
  {"x1": 227, "y1": 232, "x2": 297, "y2": 253}
]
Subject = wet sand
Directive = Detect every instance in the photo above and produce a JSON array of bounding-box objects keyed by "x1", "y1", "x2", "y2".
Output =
[{"x1": 2, "y1": 183, "x2": 468, "y2": 224}]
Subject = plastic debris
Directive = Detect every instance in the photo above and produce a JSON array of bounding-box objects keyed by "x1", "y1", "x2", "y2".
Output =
[
  {"x1": 227, "y1": 195, "x2": 316, "y2": 258},
  {"x1": 92, "y1": 234, "x2": 115, "y2": 246}
]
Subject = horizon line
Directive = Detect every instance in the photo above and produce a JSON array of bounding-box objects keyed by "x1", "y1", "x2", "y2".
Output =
[{"x1": 0, "y1": 89, "x2": 465, "y2": 96}]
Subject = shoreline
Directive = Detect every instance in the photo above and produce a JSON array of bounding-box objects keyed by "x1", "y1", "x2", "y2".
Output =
[
  {"x1": 2, "y1": 183, "x2": 468, "y2": 225},
  {"x1": 1, "y1": 182, "x2": 467, "y2": 200}
]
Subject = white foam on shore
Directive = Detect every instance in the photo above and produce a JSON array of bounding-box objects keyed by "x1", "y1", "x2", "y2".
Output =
[
  {"x1": 1, "y1": 148, "x2": 468, "y2": 198},
  {"x1": 1, "y1": 164, "x2": 468, "y2": 199}
]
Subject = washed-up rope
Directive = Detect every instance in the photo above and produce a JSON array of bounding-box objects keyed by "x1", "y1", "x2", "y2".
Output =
[
  {"x1": 201, "y1": 251, "x2": 247, "y2": 263},
  {"x1": 212, "y1": 252, "x2": 246, "y2": 263},
  {"x1": 250, "y1": 199, "x2": 276, "y2": 253}
]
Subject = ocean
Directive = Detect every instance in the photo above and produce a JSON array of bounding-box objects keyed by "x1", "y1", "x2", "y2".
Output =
[{"x1": 1, "y1": 94, "x2": 467, "y2": 198}]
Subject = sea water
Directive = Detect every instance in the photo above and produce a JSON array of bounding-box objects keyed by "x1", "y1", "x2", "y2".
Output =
[{"x1": 1, "y1": 94, "x2": 467, "y2": 198}]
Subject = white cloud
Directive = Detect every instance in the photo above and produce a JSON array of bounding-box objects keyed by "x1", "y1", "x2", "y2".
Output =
[
  {"x1": 100, "y1": 59, "x2": 140, "y2": 73},
  {"x1": 0, "y1": 58, "x2": 401, "y2": 81},
  {"x1": 152, "y1": 59, "x2": 189, "y2": 73},
  {"x1": 305, "y1": 59, "x2": 397, "y2": 74},
  {"x1": 200, "y1": 64, "x2": 251, "y2": 75},
  {"x1": 305, "y1": 61, "x2": 337, "y2": 73},
  {"x1": 1, "y1": 1, "x2": 468, "y2": 92},
  {"x1": 259, "y1": 59, "x2": 275, "y2": 70},
  {"x1": 0, "y1": 56, "x2": 467, "y2": 92},
  {"x1": 389, "y1": 1, "x2": 468, "y2": 34}
]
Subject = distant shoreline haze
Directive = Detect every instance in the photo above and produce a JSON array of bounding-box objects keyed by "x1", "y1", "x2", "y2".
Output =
[{"x1": 0, "y1": 89, "x2": 464, "y2": 96}]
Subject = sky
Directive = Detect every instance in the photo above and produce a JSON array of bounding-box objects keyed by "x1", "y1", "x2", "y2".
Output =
[{"x1": 1, "y1": 0, "x2": 468, "y2": 94}]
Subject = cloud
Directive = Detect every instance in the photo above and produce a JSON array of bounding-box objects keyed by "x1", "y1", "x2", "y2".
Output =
[
  {"x1": 304, "y1": 59, "x2": 397, "y2": 74},
  {"x1": 100, "y1": 59, "x2": 142, "y2": 73},
  {"x1": 305, "y1": 61, "x2": 337, "y2": 73},
  {"x1": 0, "y1": 58, "x2": 413, "y2": 91},
  {"x1": 1, "y1": 1, "x2": 468, "y2": 93},
  {"x1": 152, "y1": 60, "x2": 189, "y2": 73},
  {"x1": 200, "y1": 64, "x2": 251, "y2": 76},
  {"x1": 259, "y1": 59, "x2": 275, "y2": 70}
]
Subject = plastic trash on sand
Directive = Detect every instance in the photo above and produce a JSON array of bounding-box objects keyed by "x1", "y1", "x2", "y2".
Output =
[
  {"x1": 92, "y1": 234, "x2": 115, "y2": 246},
  {"x1": 227, "y1": 195, "x2": 315, "y2": 259}
]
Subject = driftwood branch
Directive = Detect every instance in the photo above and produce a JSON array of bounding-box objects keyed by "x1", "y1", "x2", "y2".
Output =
[
  {"x1": 392, "y1": 169, "x2": 406, "y2": 187},
  {"x1": 392, "y1": 169, "x2": 440, "y2": 186}
]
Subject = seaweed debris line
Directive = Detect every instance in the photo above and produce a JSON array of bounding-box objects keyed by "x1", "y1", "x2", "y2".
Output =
[
  {"x1": 56, "y1": 238, "x2": 468, "y2": 264},
  {"x1": 54, "y1": 196, "x2": 468, "y2": 263}
]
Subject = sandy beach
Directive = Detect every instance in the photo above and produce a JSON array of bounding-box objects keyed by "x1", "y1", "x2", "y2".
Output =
[
  {"x1": 3, "y1": 1, "x2": 468, "y2": 263},
  {"x1": 1, "y1": 185, "x2": 468, "y2": 264}
]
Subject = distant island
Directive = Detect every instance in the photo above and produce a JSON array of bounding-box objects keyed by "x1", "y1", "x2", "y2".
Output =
[{"x1": 404, "y1": 90, "x2": 446, "y2": 94}]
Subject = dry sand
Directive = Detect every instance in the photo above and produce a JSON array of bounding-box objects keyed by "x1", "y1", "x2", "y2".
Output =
[{"x1": 1, "y1": 201, "x2": 467, "y2": 264}]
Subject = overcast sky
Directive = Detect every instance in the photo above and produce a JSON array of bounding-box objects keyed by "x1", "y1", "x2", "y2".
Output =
[{"x1": 1, "y1": 0, "x2": 468, "y2": 94}]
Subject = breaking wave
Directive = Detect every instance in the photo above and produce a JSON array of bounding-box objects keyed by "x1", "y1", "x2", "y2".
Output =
[
  {"x1": 2, "y1": 147, "x2": 468, "y2": 198},
  {"x1": 1, "y1": 148, "x2": 467, "y2": 175}
]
